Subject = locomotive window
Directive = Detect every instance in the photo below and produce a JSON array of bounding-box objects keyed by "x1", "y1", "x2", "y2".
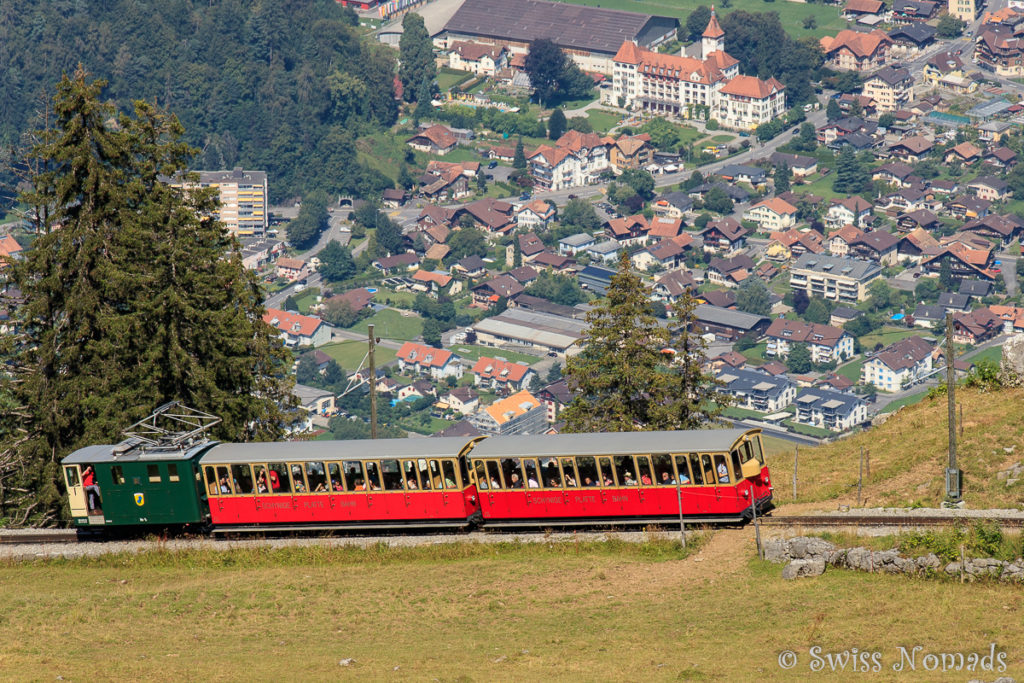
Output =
[
  {"x1": 381, "y1": 459, "x2": 404, "y2": 490},
  {"x1": 560, "y1": 458, "x2": 578, "y2": 487},
  {"x1": 417, "y1": 459, "x2": 432, "y2": 490},
  {"x1": 401, "y1": 460, "x2": 420, "y2": 489},
  {"x1": 204, "y1": 466, "x2": 217, "y2": 495},
  {"x1": 473, "y1": 460, "x2": 488, "y2": 489},
  {"x1": 168, "y1": 464, "x2": 180, "y2": 483},
  {"x1": 687, "y1": 454, "x2": 704, "y2": 486},
  {"x1": 713, "y1": 455, "x2": 731, "y2": 484},
  {"x1": 328, "y1": 462, "x2": 343, "y2": 491},
  {"x1": 306, "y1": 462, "x2": 328, "y2": 493},
  {"x1": 749, "y1": 436, "x2": 764, "y2": 464},
  {"x1": 254, "y1": 465, "x2": 269, "y2": 493},
  {"x1": 614, "y1": 456, "x2": 637, "y2": 486},
  {"x1": 520, "y1": 459, "x2": 537, "y2": 488},
  {"x1": 731, "y1": 450, "x2": 743, "y2": 481},
  {"x1": 65, "y1": 467, "x2": 81, "y2": 487},
  {"x1": 700, "y1": 455, "x2": 714, "y2": 485},
  {"x1": 576, "y1": 456, "x2": 599, "y2": 487},
  {"x1": 365, "y1": 462, "x2": 382, "y2": 491},
  {"x1": 428, "y1": 460, "x2": 444, "y2": 489},
  {"x1": 485, "y1": 460, "x2": 503, "y2": 489},
  {"x1": 268, "y1": 463, "x2": 291, "y2": 494},
  {"x1": 148, "y1": 464, "x2": 162, "y2": 483},
  {"x1": 344, "y1": 461, "x2": 366, "y2": 491},
  {"x1": 635, "y1": 456, "x2": 653, "y2": 486},
  {"x1": 232, "y1": 464, "x2": 254, "y2": 494},
  {"x1": 653, "y1": 454, "x2": 674, "y2": 485},
  {"x1": 540, "y1": 457, "x2": 562, "y2": 488},
  {"x1": 597, "y1": 457, "x2": 615, "y2": 486},
  {"x1": 674, "y1": 455, "x2": 692, "y2": 485},
  {"x1": 442, "y1": 460, "x2": 459, "y2": 488}
]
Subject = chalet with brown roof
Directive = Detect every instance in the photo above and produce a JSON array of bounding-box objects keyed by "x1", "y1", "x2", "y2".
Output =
[
  {"x1": 606, "y1": 133, "x2": 652, "y2": 170},
  {"x1": 631, "y1": 234, "x2": 693, "y2": 271},
  {"x1": 765, "y1": 319, "x2": 854, "y2": 363},
  {"x1": 407, "y1": 125, "x2": 458, "y2": 155},
  {"x1": 532, "y1": 251, "x2": 576, "y2": 273},
  {"x1": 420, "y1": 164, "x2": 471, "y2": 200},
  {"x1": 896, "y1": 209, "x2": 941, "y2": 233},
  {"x1": 945, "y1": 142, "x2": 983, "y2": 164},
  {"x1": 961, "y1": 213, "x2": 1024, "y2": 248},
  {"x1": 700, "y1": 218, "x2": 749, "y2": 254},
  {"x1": 537, "y1": 379, "x2": 573, "y2": 424},
  {"x1": 606, "y1": 214, "x2": 649, "y2": 246},
  {"x1": 517, "y1": 232, "x2": 546, "y2": 261},
  {"x1": 849, "y1": 229, "x2": 901, "y2": 265},
  {"x1": 652, "y1": 269, "x2": 697, "y2": 303},
  {"x1": 820, "y1": 29, "x2": 892, "y2": 71},
  {"x1": 953, "y1": 308, "x2": 1001, "y2": 345},
  {"x1": 455, "y1": 198, "x2": 516, "y2": 234},
  {"x1": 507, "y1": 265, "x2": 540, "y2": 285},
  {"x1": 396, "y1": 341, "x2": 463, "y2": 380},
  {"x1": 425, "y1": 243, "x2": 450, "y2": 261},
  {"x1": 984, "y1": 146, "x2": 1017, "y2": 169},
  {"x1": 382, "y1": 188, "x2": 407, "y2": 208},
  {"x1": 872, "y1": 162, "x2": 916, "y2": 187},
  {"x1": 324, "y1": 287, "x2": 375, "y2": 313},
  {"x1": 945, "y1": 195, "x2": 991, "y2": 220},
  {"x1": 843, "y1": 0, "x2": 885, "y2": 17},
  {"x1": 766, "y1": 229, "x2": 824, "y2": 262},
  {"x1": 921, "y1": 241, "x2": 995, "y2": 280},
  {"x1": 373, "y1": 252, "x2": 420, "y2": 274},
  {"x1": 707, "y1": 254, "x2": 756, "y2": 288},
  {"x1": 710, "y1": 350, "x2": 748, "y2": 372},
  {"x1": 448, "y1": 41, "x2": 508, "y2": 76},
  {"x1": 887, "y1": 135, "x2": 934, "y2": 163},
  {"x1": 471, "y1": 274, "x2": 524, "y2": 307},
  {"x1": 438, "y1": 386, "x2": 480, "y2": 416},
  {"x1": 967, "y1": 176, "x2": 1012, "y2": 202},
  {"x1": 515, "y1": 199, "x2": 557, "y2": 228},
  {"x1": 275, "y1": 256, "x2": 307, "y2": 282},
  {"x1": 472, "y1": 357, "x2": 536, "y2": 393},
  {"x1": 411, "y1": 269, "x2": 457, "y2": 296},
  {"x1": 452, "y1": 255, "x2": 487, "y2": 278},
  {"x1": 647, "y1": 216, "x2": 685, "y2": 241},
  {"x1": 417, "y1": 204, "x2": 455, "y2": 229}
]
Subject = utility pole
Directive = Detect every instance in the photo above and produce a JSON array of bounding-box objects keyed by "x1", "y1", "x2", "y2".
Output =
[
  {"x1": 945, "y1": 312, "x2": 961, "y2": 504},
  {"x1": 369, "y1": 324, "x2": 378, "y2": 440}
]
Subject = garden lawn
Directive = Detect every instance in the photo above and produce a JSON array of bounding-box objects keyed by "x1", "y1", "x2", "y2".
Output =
[
  {"x1": 451, "y1": 344, "x2": 541, "y2": 365},
  {"x1": 859, "y1": 326, "x2": 921, "y2": 350},
  {"x1": 878, "y1": 390, "x2": 928, "y2": 414},
  {"x1": 437, "y1": 68, "x2": 473, "y2": 92},
  {"x1": 740, "y1": 342, "x2": 768, "y2": 366},
  {"x1": 347, "y1": 308, "x2": 423, "y2": 343},
  {"x1": 836, "y1": 358, "x2": 864, "y2": 383},
  {"x1": 319, "y1": 340, "x2": 397, "y2": 372},
  {"x1": 586, "y1": 109, "x2": 622, "y2": 134},
  {"x1": 291, "y1": 287, "x2": 321, "y2": 314}
]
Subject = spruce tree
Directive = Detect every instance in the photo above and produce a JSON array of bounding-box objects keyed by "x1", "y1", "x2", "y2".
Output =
[
  {"x1": 399, "y1": 13, "x2": 435, "y2": 103},
  {"x1": 668, "y1": 289, "x2": 729, "y2": 428},
  {"x1": 548, "y1": 108, "x2": 567, "y2": 140},
  {"x1": 774, "y1": 162, "x2": 791, "y2": 195},
  {"x1": 3, "y1": 70, "x2": 293, "y2": 524},
  {"x1": 513, "y1": 138, "x2": 527, "y2": 169}
]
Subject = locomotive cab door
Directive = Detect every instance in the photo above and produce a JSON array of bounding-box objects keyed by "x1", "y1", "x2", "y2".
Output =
[{"x1": 64, "y1": 465, "x2": 88, "y2": 517}]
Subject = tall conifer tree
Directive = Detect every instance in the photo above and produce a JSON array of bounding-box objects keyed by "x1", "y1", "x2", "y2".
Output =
[{"x1": 2, "y1": 69, "x2": 293, "y2": 523}]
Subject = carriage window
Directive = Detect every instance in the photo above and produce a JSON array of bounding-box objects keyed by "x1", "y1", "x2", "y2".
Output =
[
  {"x1": 402, "y1": 460, "x2": 420, "y2": 489},
  {"x1": 204, "y1": 466, "x2": 217, "y2": 495},
  {"x1": 328, "y1": 462, "x2": 343, "y2": 491},
  {"x1": 731, "y1": 450, "x2": 744, "y2": 480},
  {"x1": 148, "y1": 464, "x2": 162, "y2": 483},
  {"x1": 614, "y1": 456, "x2": 637, "y2": 486},
  {"x1": 381, "y1": 459, "x2": 404, "y2": 490},
  {"x1": 700, "y1": 455, "x2": 714, "y2": 485},
  {"x1": 714, "y1": 455, "x2": 731, "y2": 484},
  {"x1": 268, "y1": 463, "x2": 291, "y2": 493},
  {"x1": 111, "y1": 466, "x2": 125, "y2": 485},
  {"x1": 577, "y1": 456, "x2": 598, "y2": 487},
  {"x1": 344, "y1": 461, "x2": 366, "y2": 491},
  {"x1": 254, "y1": 465, "x2": 269, "y2": 493},
  {"x1": 428, "y1": 460, "x2": 444, "y2": 489},
  {"x1": 232, "y1": 464, "x2": 254, "y2": 494},
  {"x1": 499, "y1": 458, "x2": 522, "y2": 488},
  {"x1": 442, "y1": 459, "x2": 459, "y2": 488},
  {"x1": 540, "y1": 457, "x2": 562, "y2": 488},
  {"x1": 485, "y1": 460, "x2": 503, "y2": 489},
  {"x1": 168, "y1": 464, "x2": 180, "y2": 483},
  {"x1": 474, "y1": 460, "x2": 488, "y2": 489},
  {"x1": 216, "y1": 466, "x2": 232, "y2": 494},
  {"x1": 65, "y1": 467, "x2": 81, "y2": 487},
  {"x1": 674, "y1": 455, "x2": 692, "y2": 485},
  {"x1": 597, "y1": 457, "x2": 615, "y2": 486},
  {"x1": 290, "y1": 464, "x2": 307, "y2": 493},
  {"x1": 560, "y1": 458, "x2": 578, "y2": 487},
  {"x1": 688, "y1": 454, "x2": 704, "y2": 485},
  {"x1": 653, "y1": 454, "x2": 674, "y2": 485},
  {"x1": 365, "y1": 461, "x2": 381, "y2": 491},
  {"x1": 522, "y1": 459, "x2": 539, "y2": 488},
  {"x1": 306, "y1": 462, "x2": 328, "y2": 492},
  {"x1": 635, "y1": 456, "x2": 653, "y2": 486},
  {"x1": 417, "y1": 459, "x2": 432, "y2": 490}
]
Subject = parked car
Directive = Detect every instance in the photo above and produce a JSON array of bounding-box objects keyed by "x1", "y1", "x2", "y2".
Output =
[{"x1": 488, "y1": 160, "x2": 498, "y2": 169}]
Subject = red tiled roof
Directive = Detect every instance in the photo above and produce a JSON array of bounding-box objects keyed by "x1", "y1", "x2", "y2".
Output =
[
  {"x1": 766, "y1": 319, "x2": 848, "y2": 348},
  {"x1": 613, "y1": 40, "x2": 644, "y2": 65},
  {"x1": 821, "y1": 29, "x2": 891, "y2": 58},
  {"x1": 263, "y1": 308, "x2": 323, "y2": 337},
  {"x1": 751, "y1": 196, "x2": 797, "y2": 216},
  {"x1": 409, "y1": 125, "x2": 457, "y2": 150},
  {"x1": 703, "y1": 9, "x2": 725, "y2": 38},
  {"x1": 412, "y1": 269, "x2": 453, "y2": 287},
  {"x1": 472, "y1": 356, "x2": 531, "y2": 382},
  {"x1": 396, "y1": 341, "x2": 455, "y2": 369},
  {"x1": 720, "y1": 75, "x2": 784, "y2": 99}
]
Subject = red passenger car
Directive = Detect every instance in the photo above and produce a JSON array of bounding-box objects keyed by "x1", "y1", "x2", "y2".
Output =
[
  {"x1": 199, "y1": 438, "x2": 483, "y2": 532},
  {"x1": 466, "y1": 429, "x2": 771, "y2": 526}
]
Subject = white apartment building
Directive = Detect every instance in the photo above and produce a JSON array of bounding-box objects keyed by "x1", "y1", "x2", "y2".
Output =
[{"x1": 861, "y1": 335, "x2": 933, "y2": 392}]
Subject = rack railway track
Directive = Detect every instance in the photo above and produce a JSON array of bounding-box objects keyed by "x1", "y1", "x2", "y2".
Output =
[{"x1": 760, "y1": 515, "x2": 1024, "y2": 529}]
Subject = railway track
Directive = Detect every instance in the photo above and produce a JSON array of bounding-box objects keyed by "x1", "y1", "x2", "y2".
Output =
[
  {"x1": 0, "y1": 530, "x2": 79, "y2": 545},
  {"x1": 761, "y1": 515, "x2": 1024, "y2": 528}
]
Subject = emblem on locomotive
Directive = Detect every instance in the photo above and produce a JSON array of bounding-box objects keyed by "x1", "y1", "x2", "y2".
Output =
[{"x1": 134, "y1": 493, "x2": 145, "y2": 506}]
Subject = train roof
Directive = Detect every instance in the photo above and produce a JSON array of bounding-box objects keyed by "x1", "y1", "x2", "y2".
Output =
[
  {"x1": 62, "y1": 441, "x2": 216, "y2": 464},
  {"x1": 199, "y1": 436, "x2": 480, "y2": 464},
  {"x1": 469, "y1": 428, "x2": 756, "y2": 459}
]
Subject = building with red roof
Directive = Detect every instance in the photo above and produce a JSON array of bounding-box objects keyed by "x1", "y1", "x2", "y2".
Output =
[
  {"x1": 263, "y1": 308, "x2": 331, "y2": 347},
  {"x1": 396, "y1": 341, "x2": 464, "y2": 380},
  {"x1": 472, "y1": 356, "x2": 537, "y2": 393}
]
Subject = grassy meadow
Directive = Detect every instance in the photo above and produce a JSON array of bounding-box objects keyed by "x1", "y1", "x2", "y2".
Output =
[
  {"x1": 3, "y1": 536, "x2": 1024, "y2": 681},
  {"x1": 768, "y1": 386, "x2": 1024, "y2": 510}
]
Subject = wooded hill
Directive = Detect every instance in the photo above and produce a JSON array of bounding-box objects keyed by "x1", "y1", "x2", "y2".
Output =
[{"x1": 0, "y1": 0, "x2": 398, "y2": 205}]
